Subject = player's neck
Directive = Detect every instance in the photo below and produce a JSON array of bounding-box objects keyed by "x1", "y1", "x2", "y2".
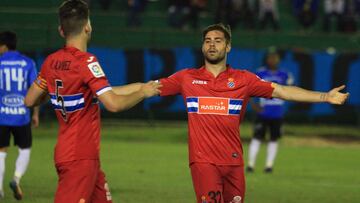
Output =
[
  {"x1": 204, "y1": 61, "x2": 227, "y2": 78},
  {"x1": 65, "y1": 36, "x2": 88, "y2": 52}
]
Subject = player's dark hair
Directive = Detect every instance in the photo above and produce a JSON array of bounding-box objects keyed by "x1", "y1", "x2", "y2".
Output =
[
  {"x1": 59, "y1": 0, "x2": 89, "y2": 37},
  {"x1": 0, "y1": 31, "x2": 17, "y2": 50},
  {"x1": 202, "y1": 23, "x2": 232, "y2": 44}
]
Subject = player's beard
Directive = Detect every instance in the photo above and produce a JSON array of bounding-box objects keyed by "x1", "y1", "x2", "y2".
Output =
[{"x1": 203, "y1": 49, "x2": 226, "y2": 64}]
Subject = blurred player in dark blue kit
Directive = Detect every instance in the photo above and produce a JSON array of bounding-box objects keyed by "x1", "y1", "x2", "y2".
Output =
[
  {"x1": 0, "y1": 31, "x2": 39, "y2": 200},
  {"x1": 247, "y1": 49, "x2": 294, "y2": 173}
]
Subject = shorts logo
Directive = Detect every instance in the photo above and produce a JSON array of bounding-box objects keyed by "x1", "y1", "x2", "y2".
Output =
[
  {"x1": 186, "y1": 97, "x2": 243, "y2": 116},
  {"x1": 201, "y1": 195, "x2": 207, "y2": 203},
  {"x1": 227, "y1": 78, "x2": 235, "y2": 88},
  {"x1": 104, "y1": 183, "x2": 112, "y2": 201},
  {"x1": 232, "y1": 195, "x2": 242, "y2": 203},
  {"x1": 88, "y1": 62, "x2": 105, "y2": 78}
]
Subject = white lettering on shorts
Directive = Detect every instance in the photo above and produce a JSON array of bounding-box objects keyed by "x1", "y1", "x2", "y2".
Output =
[
  {"x1": 104, "y1": 183, "x2": 112, "y2": 201},
  {"x1": 231, "y1": 195, "x2": 242, "y2": 203}
]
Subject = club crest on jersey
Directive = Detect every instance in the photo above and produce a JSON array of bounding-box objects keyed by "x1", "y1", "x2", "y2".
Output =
[
  {"x1": 227, "y1": 78, "x2": 235, "y2": 88},
  {"x1": 88, "y1": 62, "x2": 105, "y2": 78}
]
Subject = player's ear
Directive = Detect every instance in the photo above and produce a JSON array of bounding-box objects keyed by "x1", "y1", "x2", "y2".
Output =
[
  {"x1": 226, "y1": 42, "x2": 231, "y2": 53},
  {"x1": 58, "y1": 26, "x2": 65, "y2": 38},
  {"x1": 84, "y1": 19, "x2": 92, "y2": 34},
  {"x1": 0, "y1": 45, "x2": 7, "y2": 55}
]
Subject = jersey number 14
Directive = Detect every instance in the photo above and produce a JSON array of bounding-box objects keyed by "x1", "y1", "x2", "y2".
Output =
[{"x1": 0, "y1": 68, "x2": 27, "y2": 91}]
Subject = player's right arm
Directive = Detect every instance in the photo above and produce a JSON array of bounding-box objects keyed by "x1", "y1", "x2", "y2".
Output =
[
  {"x1": 98, "y1": 81, "x2": 161, "y2": 112},
  {"x1": 111, "y1": 82, "x2": 143, "y2": 95},
  {"x1": 83, "y1": 55, "x2": 162, "y2": 112},
  {"x1": 157, "y1": 69, "x2": 186, "y2": 96}
]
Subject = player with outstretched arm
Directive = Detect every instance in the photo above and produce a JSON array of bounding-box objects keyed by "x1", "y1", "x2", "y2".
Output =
[
  {"x1": 24, "y1": 0, "x2": 161, "y2": 202},
  {"x1": 157, "y1": 23, "x2": 349, "y2": 203}
]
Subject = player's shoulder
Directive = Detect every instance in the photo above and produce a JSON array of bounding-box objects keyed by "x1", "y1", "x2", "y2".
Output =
[
  {"x1": 229, "y1": 67, "x2": 255, "y2": 76},
  {"x1": 172, "y1": 67, "x2": 195, "y2": 76},
  {"x1": 44, "y1": 49, "x2": 62, "y2": 61},
  {"x1": 225, "y1": 67, "x2": 258, "y2": 84},
  {"x1": 186, "y1": 67, "x2": 202, "y2": 74},
  {"x1": 78, "y1": 52, "x2": 106, "y2": 78},
  {"x1": 76, "y1": 51, "x2": 97, "y2": 64}
]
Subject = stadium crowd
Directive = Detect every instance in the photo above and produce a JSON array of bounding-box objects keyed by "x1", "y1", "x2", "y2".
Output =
[{"x1": 116, "y1": 0, "x2": 360, "y2": 32}]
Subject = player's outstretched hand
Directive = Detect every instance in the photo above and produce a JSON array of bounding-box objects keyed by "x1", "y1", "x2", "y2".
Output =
[
  {"x1": 141, "y1": 80, "x2": 162, "y2": 98},
  {"x1": 326, "y1": 85, "x2": 349, "y2": 105}
]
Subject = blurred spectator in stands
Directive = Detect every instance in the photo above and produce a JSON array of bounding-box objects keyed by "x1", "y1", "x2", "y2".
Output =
[
  {"x1": 293, "y1": 0, "x2": 319, "y2": 30},
  {"x1": 245, "y1": 0, "x2": 258, "y2": 29},
  {"x1": 258, "y1": 0, "x2": 280, "y2": 31},
  {"x1": 127, "y1": 0, "x2": 147, "y2": 27},
  {"x1": 83, "y1": 0, "x2": 91, "y2": 7},
  {"x1": 188, "y1": 0, "x2": 208, "y2": 29},
  {"x1": 98, "y1": 0, "x2": 112, "y2": 10},
  {"x1": 168, "y1": 0, "x2": 207, "y2": 30},
  {"x1": 322, "y1": 0, "x2": 345, "y2": 32},
  {"x1": 215, "y1": 0, "x2": 256, "y2": 30},
  {"x1": 215, "y1": 0, "x2": 242, "y2": 29},
  {"x1": 340, "y1": 0, "x2": 360, "y2": 32},
  {"x1": 168, "y1": 0, "x2": 191, "y2": 29}
]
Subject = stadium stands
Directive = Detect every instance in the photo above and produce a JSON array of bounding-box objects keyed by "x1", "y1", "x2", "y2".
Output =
[{"x1": 0, "y1": 1, "x2": 359, "y2": 51}]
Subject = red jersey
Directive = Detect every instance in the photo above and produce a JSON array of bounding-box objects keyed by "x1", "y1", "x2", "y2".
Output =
[
  {"x1": 35, "y1": 46, "x2": 111, "y2": 164},
  {"x1": 160, "y1": 66, "x2": 274, "y2": 166}
]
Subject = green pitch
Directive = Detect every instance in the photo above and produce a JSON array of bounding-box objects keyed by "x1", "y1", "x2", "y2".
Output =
[{"x1": 2, "y1": 121, "x2": 360, "y2": 203}]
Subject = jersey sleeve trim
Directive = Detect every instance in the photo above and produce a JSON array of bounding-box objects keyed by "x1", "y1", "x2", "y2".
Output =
[{"x1": 96, "y1": 86, "x2": 112, "y2": 96}]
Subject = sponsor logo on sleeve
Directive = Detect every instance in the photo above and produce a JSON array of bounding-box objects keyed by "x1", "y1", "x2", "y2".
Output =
[{"x1": 88, "y1": 62, "x2": 105, "y2": 78}]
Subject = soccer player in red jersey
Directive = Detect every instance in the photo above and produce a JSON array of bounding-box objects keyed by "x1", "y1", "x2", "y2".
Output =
[
  {"x1": 24, "y1": 0, "x2": 161, "y2": 202},
  {"x1": 158, "y1": 23, "x2": 349, "y2": 203}
]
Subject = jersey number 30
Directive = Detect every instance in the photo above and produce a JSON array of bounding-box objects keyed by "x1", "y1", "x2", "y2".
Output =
[{"x1": 55, "y1": 80, "x2": 67, "y2": 121}]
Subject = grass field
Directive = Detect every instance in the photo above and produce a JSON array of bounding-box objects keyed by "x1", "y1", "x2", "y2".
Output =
[{"x1": 2, "y1": 120, "x2": 360, "y2": 203}]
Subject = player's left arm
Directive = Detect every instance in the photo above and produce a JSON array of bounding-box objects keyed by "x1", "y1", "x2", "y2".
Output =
[
  {"x1": 31, "y1": 106, "x2": 40, "y2": 127},
  {"x1": 271, "y1": 83, "x2": 349, "y2": 105},
  {"x1": 112, "y1": 83, "x2": 144, "y2": 95},
  {"x1": 25, "y1": 83, "x2": 49, "y2": 107}
]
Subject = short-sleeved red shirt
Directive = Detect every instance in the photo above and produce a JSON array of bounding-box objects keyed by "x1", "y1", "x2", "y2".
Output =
[
  {"x1": 160, "y1": 66, "x2": 274, "y2": 166},
  {"x1": 35, "y1": 46, "x2": 111, "y2": 164}
]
